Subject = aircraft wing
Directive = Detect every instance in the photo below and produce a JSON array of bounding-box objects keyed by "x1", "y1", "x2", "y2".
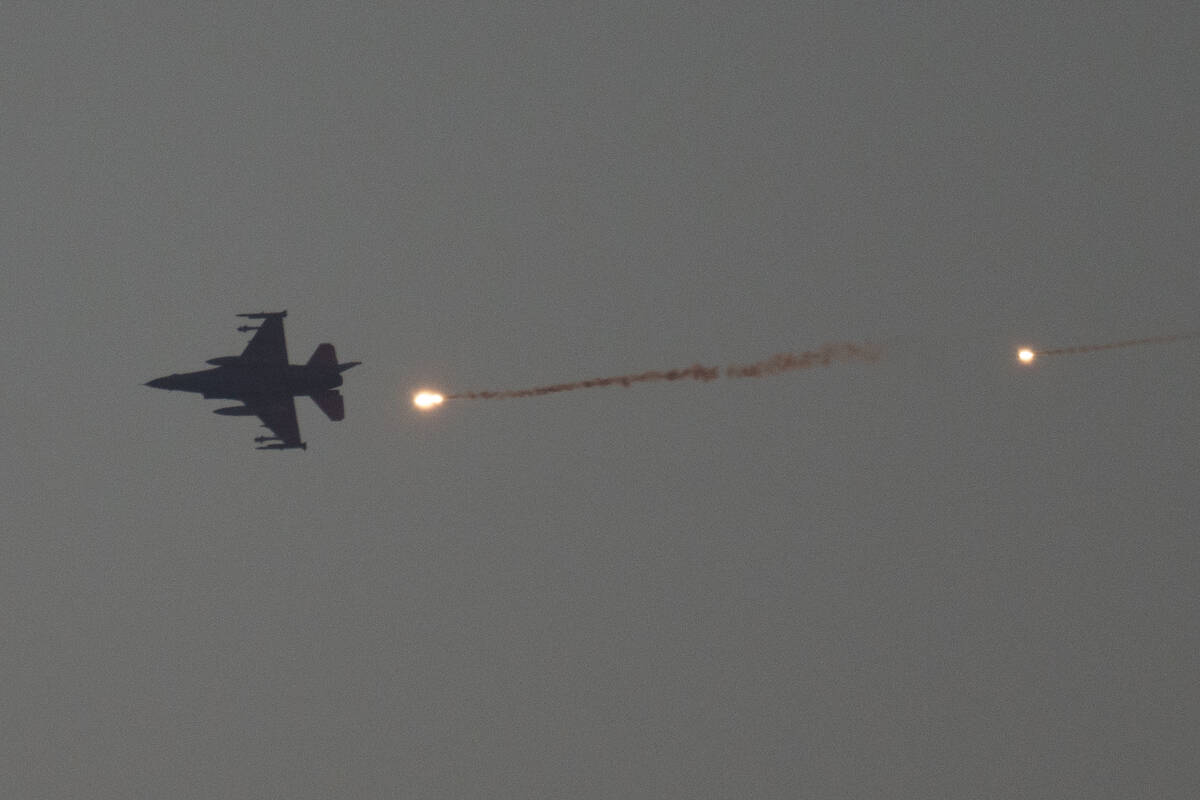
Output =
[
  {"x1": 239, "y1": 314, "x2": 289, "y2": 365},
  {"x1": 245, "y1": 393, "x2": 304, "y2": 448}
]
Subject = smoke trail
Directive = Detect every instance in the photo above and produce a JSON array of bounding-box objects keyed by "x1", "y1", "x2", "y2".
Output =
[
  {"x1": 446, "y1": 342, "x2": 880, "y2": 401},
  {"x1": 1032, "y1": 330, "x2": 1200, "y2": 358},
  {"x1": 726, "y1": 341, "x2": 882, "y2": 378}
]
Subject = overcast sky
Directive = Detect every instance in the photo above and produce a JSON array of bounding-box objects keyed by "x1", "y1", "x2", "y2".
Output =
[{"x1": 3, "y1": 5, "x2": 1198, "y2": 798}]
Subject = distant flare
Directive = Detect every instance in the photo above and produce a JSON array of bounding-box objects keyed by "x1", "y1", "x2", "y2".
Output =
[
  {"x1": 1016, "y1": 330, "x2": 1200, "y2": 363},
  {"x1": 413, "y1": 391, "x2": 445, "y2": 410}
]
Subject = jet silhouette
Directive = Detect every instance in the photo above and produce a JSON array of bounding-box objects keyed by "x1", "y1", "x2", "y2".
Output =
[{"x1": 145, "y1": 311, "x2": 360, "y2": 450}]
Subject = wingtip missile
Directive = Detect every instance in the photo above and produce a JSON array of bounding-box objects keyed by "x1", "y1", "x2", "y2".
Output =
[
  {"x1": 237, "y1": 310, "x2": 287, "y2": 319},
  {"x1": 256, "y1": 441, "x2": 307, "y2": 451},
  {"x1": 237, "y1": 325, "x2": 260, "y2": 333}
]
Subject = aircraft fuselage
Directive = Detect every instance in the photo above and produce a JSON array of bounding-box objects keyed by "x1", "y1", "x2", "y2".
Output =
[{"x1": 146, "y1": 364, "x2": 344, "y2": 400}]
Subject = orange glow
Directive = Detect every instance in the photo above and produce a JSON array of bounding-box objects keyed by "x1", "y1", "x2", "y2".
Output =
[
  {"x1": 1017, "y1": 348, "x2": 1036, "y2": 364},
  {"x1": 413, "y1": 391, "x2": 445, "y2": 410}
]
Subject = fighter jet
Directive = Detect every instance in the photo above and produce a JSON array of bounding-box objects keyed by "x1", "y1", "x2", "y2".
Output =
[{"x1": 145, "y1": 311, "x2": 360, "y2": 450}]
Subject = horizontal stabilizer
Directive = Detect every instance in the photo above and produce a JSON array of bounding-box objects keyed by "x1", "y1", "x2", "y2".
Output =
[{"x1": 310, "y1": 389, "x2": 344, "y2": 421}]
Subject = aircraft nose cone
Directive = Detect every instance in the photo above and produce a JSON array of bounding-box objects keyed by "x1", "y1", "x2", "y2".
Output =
[{"x1": 145, "y1": 376, "x2": 170, "y2": 389}]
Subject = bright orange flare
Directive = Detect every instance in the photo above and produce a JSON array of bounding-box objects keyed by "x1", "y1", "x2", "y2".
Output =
[
  {"x1": 413, "y1": 391, "x2": 445, "y2": 410},
  {"x1": 1017, "y1": 348, "x2": 1036, "y2": 364}
]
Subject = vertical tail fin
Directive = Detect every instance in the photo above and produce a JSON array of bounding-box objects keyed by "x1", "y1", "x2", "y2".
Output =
[{"x1": 307, "y1": 343, "x2": 338, "y2": 368}]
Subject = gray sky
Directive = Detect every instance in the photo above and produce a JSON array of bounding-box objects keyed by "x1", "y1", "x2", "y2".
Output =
[{"x1": 4, "y1": 4, "x2": 1198, "y2": 797}]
